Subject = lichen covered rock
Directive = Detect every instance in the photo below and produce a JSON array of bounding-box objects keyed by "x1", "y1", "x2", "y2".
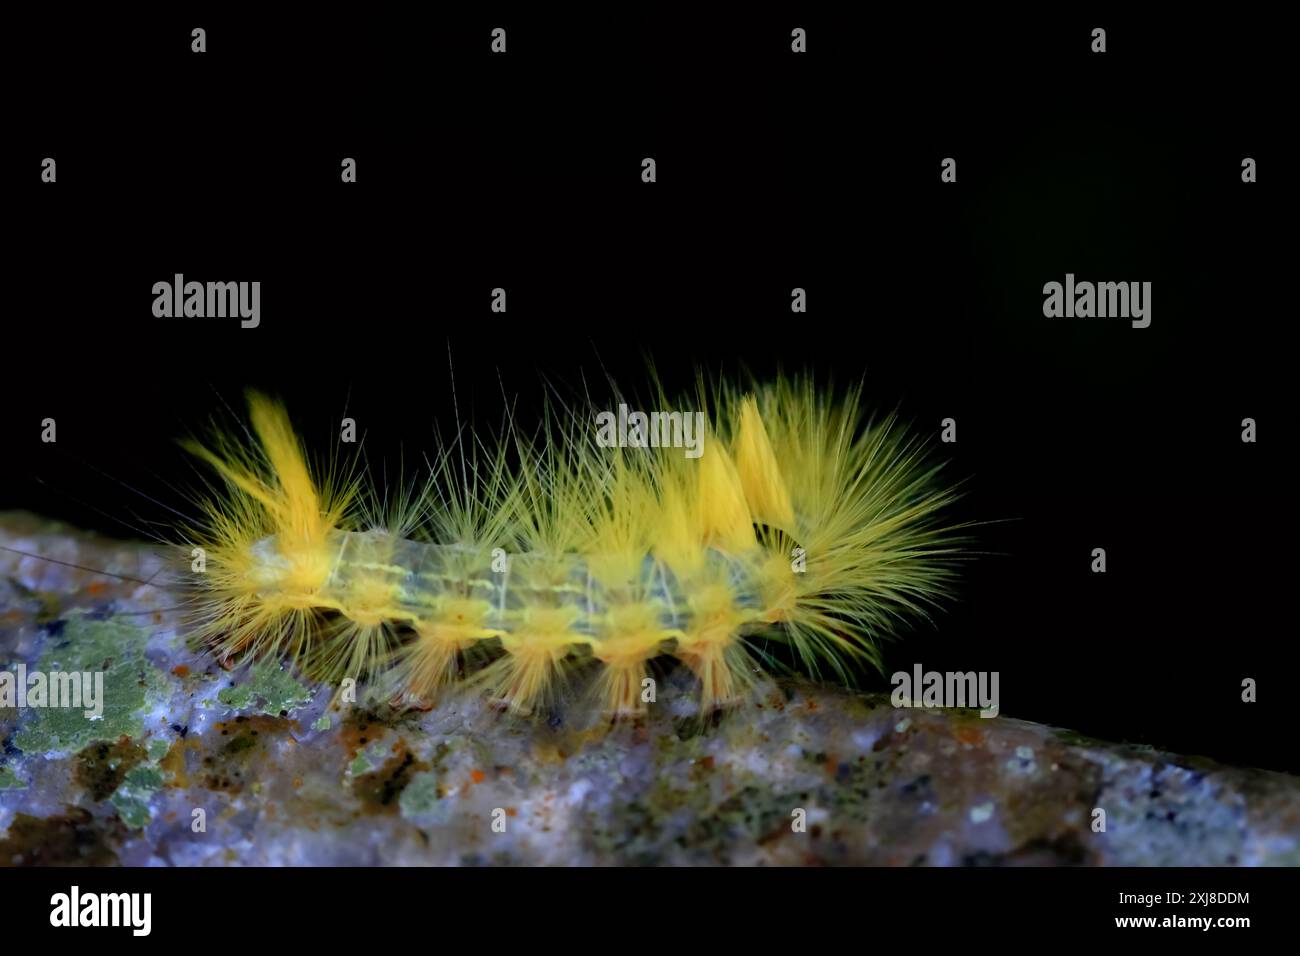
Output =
[{"x1": 2, "y1": 513, "x2": 1298, "y2": 865}]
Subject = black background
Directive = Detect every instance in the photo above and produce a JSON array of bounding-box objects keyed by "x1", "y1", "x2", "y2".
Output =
[{"x1": 2, "y1": 9, "x2": 1292, "y2": 773}]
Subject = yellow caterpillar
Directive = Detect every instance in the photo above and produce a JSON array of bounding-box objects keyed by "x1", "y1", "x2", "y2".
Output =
[{"x1": 177, "y1": 377, "x2": 965, "y2": 720}]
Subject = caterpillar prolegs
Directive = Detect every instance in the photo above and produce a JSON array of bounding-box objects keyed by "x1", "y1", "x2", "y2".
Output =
[{"x1": 179, "y1": 378, "x2": 965, "y2": 721}]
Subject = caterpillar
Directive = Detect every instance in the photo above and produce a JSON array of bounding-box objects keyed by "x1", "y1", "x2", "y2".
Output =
[{"x1": 175, "y1": 377, "x2": 966, "y2": 722}]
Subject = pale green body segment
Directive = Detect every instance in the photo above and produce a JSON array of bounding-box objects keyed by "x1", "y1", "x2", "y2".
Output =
[{"x1": 258, "y1": 528, "x2": 765, "y2": 640}]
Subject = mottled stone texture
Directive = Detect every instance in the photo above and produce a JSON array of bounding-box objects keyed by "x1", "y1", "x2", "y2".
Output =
[{"x1": 2, "y1": 512, "x2": 1298, "y2": 866}]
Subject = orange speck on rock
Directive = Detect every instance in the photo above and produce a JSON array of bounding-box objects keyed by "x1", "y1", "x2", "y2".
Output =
[
  {"x1": 470, "y1": 769, "x2": 486, "y2": 784},
  {"x1": 87, "y1": 581, "x2": 110, "y2": 597},
  {"x1": 292, "y1": 777, "x2": 303, "y2": 789},
  {"x1": 171, "y1": 665, "x2": 190, "y2": 678},
  {"x1": 505, "y1": 807, "x2": 517, "y2": 817},
  {"x1": 954, "y1": 725, "x2": 983, "y2": 746},
  {"x1": 823, "y1": 754, "x2": 837, "y2": 774}
]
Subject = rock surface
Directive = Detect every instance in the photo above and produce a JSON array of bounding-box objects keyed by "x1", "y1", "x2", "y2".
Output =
[{"x1": 2, "y1": 512, "x2": 1298, "y2": 866}]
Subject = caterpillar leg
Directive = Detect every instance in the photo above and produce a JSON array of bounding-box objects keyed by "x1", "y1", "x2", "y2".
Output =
[
  {"x1": 472, "y1": 606, "x2": 586, "y2": 716},
  {"x1": 673, "y1": 580, "x2": 761, "y2": 711},
  {"x1": 675, "y1": 639, "x2": 758, "y2": 713},
  {"x1": 590, "y1": 602, "x2": 676, "y2": 719},
  {"x1": 390, "y1": 597, "x2": 503, "y2": 701}
]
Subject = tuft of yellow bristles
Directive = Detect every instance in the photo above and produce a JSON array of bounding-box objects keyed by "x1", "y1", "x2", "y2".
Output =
[{"x1": 177, "y1": 377, "x2": 966, "y2": 721}]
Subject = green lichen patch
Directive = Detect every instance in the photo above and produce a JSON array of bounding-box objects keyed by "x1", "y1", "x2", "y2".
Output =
[
  {"x1": 0, "y1": 764, "x2": 26, "y2": 790},
  {"x1": 216, "y1": 685, "x2": 253, "y2": 710},
  {"x1": 348, "y1": 738, "x2": 393, "y2": 776},
  {"x1": 12, "y1": 615, "x2": 164, "y2": 755},
  {"x1": 399, "y1": 770, "x2": 446, "y2": 821},
  {"x1": 109, "y1": 764, "x2": 165, "y2": 829},
  {"x1": 217, "y1": 661, "x2": 314, "y2": 718}
]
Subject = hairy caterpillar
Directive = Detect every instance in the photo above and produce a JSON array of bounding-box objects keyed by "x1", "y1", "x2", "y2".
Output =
[{"x1": 176, "y1": 377, "x2": 965, "y2": 721}]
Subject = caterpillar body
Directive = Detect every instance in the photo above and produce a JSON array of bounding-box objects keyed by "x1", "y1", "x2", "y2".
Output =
[{"x1": 179, "y1": 378, "x2": 965, "y2": 722}]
